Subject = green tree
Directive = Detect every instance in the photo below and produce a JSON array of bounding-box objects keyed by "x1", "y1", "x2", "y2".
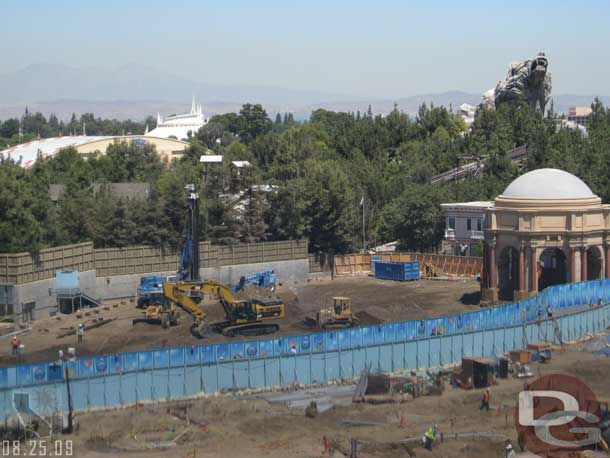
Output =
[
  {"x1": 268, "y1": 180, "x2": 309, "y2": 240},
  {"x1": 0, "y1": 119, "x2": 19, "y2": 138},
  {"x1": 0, "y1": 158, "x2": 44, "y2": 253},
  {"x1": 237, "y1": 104, "x2": 272, "y2": 144},
  {"x1": 377, "y1": 184, "x2": 447, "y2": 252},
  {"x1": 302, "y1": 159, "x2": 358, "y2": 253}
]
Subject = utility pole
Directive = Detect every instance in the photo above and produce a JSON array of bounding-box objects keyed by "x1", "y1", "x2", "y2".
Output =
[
  {"x1": 361, "y1": 195, "x2": 366, "y2": 253},
  {"x1": 184, "y1": 184, "x2": 200, "y2": 282},
  {"x1": 64, "y1": 365, "x2": 73, "y2": 433}
]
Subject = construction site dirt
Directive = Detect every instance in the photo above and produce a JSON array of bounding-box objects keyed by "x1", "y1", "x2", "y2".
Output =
[
  {"x1": 28, "y1": 340, "x2": 610, "y2": 458},
  {"x1": 0, "y1": 276, "x2": 481, "y2": 366}
]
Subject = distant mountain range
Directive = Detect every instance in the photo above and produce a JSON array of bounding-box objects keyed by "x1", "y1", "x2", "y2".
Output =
[{"x1": 0, "y1": 64, "x2": 608, "y2": 121}]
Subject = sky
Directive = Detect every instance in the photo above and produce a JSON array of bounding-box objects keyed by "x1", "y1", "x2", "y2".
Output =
[{"x1": 2, "y1": 0, "x2": 610, "y2": 99}]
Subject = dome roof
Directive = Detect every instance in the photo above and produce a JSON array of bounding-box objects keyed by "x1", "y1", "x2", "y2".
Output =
[{"x1": 500, "y1": 169, "x2": 595, "y2": 200}]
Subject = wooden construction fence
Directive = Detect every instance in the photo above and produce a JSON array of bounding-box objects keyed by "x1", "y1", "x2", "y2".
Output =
[
  {"x1": 0, "y1": 243, "x2": 95, "y2": 285},
  {"x1": 94, "y1": 245, "x2": 181, "y2": 277},
  {"x1": 203, "y1": 240, "x2": 309, "y2": 268},
  {"x1": 0, "y1": 240, "x2": 308, "y2": 284},
  {"x1": 333, "y1": 252, "x2": 482, "y2": 277}
]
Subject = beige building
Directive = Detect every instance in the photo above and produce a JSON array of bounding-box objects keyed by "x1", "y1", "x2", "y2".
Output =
[
  {"x1": 482, "y1": 168, "x2": 610, "y2": 302},
  {"x1": 0, "y1": 135, "x2": 189, "y2": 168},
  {"x1": 567, "y1": 106, "x2": 592, "y2": 125},
  {"x1": 73, "y1": 136, "x2": 188, "y2": 162}
]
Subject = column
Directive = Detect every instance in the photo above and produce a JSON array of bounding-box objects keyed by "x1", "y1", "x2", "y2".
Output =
[
  {"x1": 489, "y1": 242, "x2": 496, "y2": 289},
  {"x1": 483, "y1": 242, "x2": 488, "y2": 287},
  {"x1": 571, "y1": 247, "x2": 578, "y2": 283},
  {"x1": 530, "y1": 246, "x2": 538, "y2": 293},
  {"x1": 605, "y1": 245, "x2": 610, "y2": 279},
  {"x1": 518, "y1": 244, "x2": 525, "y2": 292},
  {"x1": 581, "y1": 247, "x2": 588, "y2": 281}
]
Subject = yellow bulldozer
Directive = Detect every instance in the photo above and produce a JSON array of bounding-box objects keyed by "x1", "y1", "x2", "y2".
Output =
[
  {"x1": 306, "y1": 296, "x2": 358, "y2": 329},
  {"x1": 132, "y1": 290, "x2": 180, "y2": 328}
]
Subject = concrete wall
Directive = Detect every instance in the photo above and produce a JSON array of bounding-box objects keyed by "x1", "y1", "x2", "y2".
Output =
[
  {"x1": 5, "y1": 258, "x2": 308, "y2": 322},
  {"x1": 95, "y1": 259, "x2": 310, "y2": 299}
]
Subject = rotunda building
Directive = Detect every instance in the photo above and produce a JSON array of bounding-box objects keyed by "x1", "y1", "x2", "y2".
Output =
[{"x1": 482, "y1": 168, "x2": 610, "y2": 302}]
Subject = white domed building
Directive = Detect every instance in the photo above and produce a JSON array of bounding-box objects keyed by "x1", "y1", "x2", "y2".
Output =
[{"x1": 482, "y1": 168, "x2": 610, "y2": 302}]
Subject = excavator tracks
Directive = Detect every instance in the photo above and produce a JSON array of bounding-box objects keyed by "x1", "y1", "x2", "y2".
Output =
[{"x1": 216, "y1": 322, "x2": 280, "y2": 337}]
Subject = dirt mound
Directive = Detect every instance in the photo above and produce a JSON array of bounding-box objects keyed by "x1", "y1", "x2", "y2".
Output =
[
  {"x1": 355, "y1": 311, "x2": 384, "y2": 326},
  {"x1": 237, "y1": 285, "x2": 279, "y2": 302}
]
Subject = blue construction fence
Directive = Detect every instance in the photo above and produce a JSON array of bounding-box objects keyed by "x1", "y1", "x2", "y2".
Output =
[{"x1": 1, "y1": 279, "x2": 610, "y2": 421}]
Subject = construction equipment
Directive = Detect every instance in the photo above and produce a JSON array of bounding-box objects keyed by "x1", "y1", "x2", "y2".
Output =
[
  {"x1": 133, "y1": 291, "x2": 180, "y2": 328},
  {"x1": 423, "y1": 262, "x2": 437, "y2": 278},
  {"x1": 136, "y1": 275, "x2": 177, "y2": 308},
  {"x1": 134, "y1": 184, "x2": 200, "y2": 325},
  {"x1": 231, "y1": 270, "x2": 277, "y2": 293},
  {"x1": 178, "y1": 184, "x2": 201, "y2": 282},
  {"x1": 305, "y1": 297, "x2": 358, "y2": 329},
  {"x1": 162, "y1": 280, "x2": 285, "y2": 338}
]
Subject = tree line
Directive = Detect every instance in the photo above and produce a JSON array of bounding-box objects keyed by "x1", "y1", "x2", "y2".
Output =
[
  {"x1": 0, "y1": 109, "x2": 151, "y2": 149},
  {"x1": 1, "y1": 99, "x2": 609, "y2": 255}
]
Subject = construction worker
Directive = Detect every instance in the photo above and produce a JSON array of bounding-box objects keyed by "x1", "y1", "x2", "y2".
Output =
[
  {"x1": 10, "y1": 336, "x2": 20, "y2": 356},
  {"x1": 480, "y1": 389, "x2": 490, "y2": 411},
  {"x1": 424, "y1": 424, "x2": 436, "y2": 450},
  {"x1": 25, "y1": 419, "x2": 35, "y2": 438},
  {"x1": 546, "y1": 304, "x2": 553, "y2": 319},
  {"x1": 537, "y1": 306, "x2": 543, "y2": 321},
  {"x1": 77, "y1": 323, "x2": 84, "y2": 344},
  {"x1": 505, "y1": 443, "x2": 515, "y2": 458}
]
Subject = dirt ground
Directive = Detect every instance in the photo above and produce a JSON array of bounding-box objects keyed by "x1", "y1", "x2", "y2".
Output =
[
  {"x1": 40, "y1": 339, "x2": 610, "y2": 458},
  {"x1": 0, "y1": 276, "x2": 481, "y2": 366}
]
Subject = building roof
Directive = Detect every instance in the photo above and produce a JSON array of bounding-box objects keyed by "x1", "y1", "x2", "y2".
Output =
[
  {"x1": 231, "y1": 161, "x2": 252, "y2": 168},
  {"x1": 1, "y1": 136, "x2": 109, "y2": 168},
  {"x1": 0, "y1": 135, "x2": 187, "y2": 169},
  {"x1": 441, "y1": 201, "x2": 494, "y2": 209},
  {"x1": 501, "y1": 168, "x2": 595, "y2": 200}
]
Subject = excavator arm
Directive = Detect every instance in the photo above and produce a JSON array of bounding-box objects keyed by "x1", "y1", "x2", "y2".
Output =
[{"x1": 163, "y1": 279, "x2": 284, "y2": 338}]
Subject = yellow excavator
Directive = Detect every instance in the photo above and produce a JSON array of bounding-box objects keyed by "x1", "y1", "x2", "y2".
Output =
[
  {"x1": 133, "y1": 185, "x2": 285, "y2": 337},
  {"x1": 161, "y1": 280, "x2": 285, "y2": 338}
]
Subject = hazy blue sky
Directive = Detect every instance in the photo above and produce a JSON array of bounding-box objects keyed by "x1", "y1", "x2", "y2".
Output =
[{"x1": 2, "y1": 0, "x2": 609, "y2": 98}]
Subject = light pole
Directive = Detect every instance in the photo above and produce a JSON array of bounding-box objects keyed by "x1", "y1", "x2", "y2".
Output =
[
  {"x1": 360, "y1": 195, "x2": 366, "y2": 253},
  {"x1": 57, "y1": 348, "x2": 76, "y2": 433}
]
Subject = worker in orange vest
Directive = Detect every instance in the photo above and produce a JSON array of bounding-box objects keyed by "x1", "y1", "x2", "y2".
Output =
[
  {"x1": 11, "y1": 336, "x2": 20, "y2": 356},
  {"x1": 480, "y1": 389, "x2": 490, "y2": 411}
]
